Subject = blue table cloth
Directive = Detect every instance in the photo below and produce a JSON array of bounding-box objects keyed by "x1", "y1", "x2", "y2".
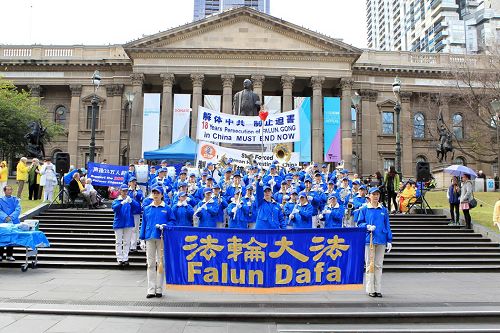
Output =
[{"x1": 0, "y1": 224, "x2": 50, "y2": 249}]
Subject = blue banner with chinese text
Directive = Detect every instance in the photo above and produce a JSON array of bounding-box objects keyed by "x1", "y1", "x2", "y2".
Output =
[
  {"x1": 163, "y1": 227, "x2": 365, "y2": 291},
  {"x1": 87, "y1": 163, "x2": 128, "y2": 187}
]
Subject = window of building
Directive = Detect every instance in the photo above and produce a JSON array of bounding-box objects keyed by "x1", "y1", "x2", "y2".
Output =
[
  {"x1": 413, "y1": 112, "x2": 425, "y2": 138},
  {"x1": 122, "y1": 102, "x2": 130, "y2": 130},
  {"x1": 416, "y1": 155, "x2": 427, "y2": 163},
  {"x1": 452, "y1": 113, "x2": 464, "y2": 139},
  {"x1": 86, "y1": 105, "x2": 100, "y2": 130},
  {"x1": 383, "y1": 158, "x2": 395, "y2": 171},
  {"x1": 351, "y1": 107, "x2": 357, "y2": 134},
  {"x1": 382, "y1": 111, "x2": 394, "y2": 135},
  {"x1": 54, "y1": 105, "x2": 68, "y2": 126},
  {"x1": 453, "y1": 156, "x2": 466, "y2": 166}
]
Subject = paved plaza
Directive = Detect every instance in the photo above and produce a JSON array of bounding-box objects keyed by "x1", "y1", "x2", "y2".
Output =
[{"x1": 0, "y1": 268, "x2": 500, "y2": 332}]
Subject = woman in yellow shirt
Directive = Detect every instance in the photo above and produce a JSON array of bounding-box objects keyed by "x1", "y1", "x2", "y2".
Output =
[
  {"x1": 400, "y1": 181, "x2": 416, "y2": 213},
  {"x1": 0, "y1": 161, "x2": 8, "y2": 198},
  {"x1": 16, "y1": 157, "x2": 29, "y2": 198}
]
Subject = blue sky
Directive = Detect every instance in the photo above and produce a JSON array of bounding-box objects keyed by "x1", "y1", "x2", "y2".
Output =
[{"x1": 0, "y1": 0, "x2": 367, "y2": 48}]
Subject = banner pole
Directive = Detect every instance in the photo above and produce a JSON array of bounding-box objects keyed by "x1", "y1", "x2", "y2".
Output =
[{"x1": 261, "y1": 121, "x2": 265, "y2": 162}]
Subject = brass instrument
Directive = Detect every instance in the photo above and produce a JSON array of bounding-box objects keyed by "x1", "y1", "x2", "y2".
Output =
[
  {"x1": 336, "y1": 160, "x2": 345, "y2": 170},
  {"x1": 242, "y1": 153, "x2": 255, "y2": 167},
  {"x1": 187, "y1": 181, "x2": 198, "y2": 195},
  {"x1": 217, "y1": 153, "x2": 229, "y2": 170},
  {"x1": 342, "y1": 202, "x2": 354, "y2": 228},
  {"x1": 273, "y1": 144, "x2": 292, "y2": 164},
  {"x1": 339, "y1": 187, "x2": 351, "y2": 203}
]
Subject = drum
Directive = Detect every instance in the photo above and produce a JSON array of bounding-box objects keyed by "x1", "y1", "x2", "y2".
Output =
[{"x1": 135, "y1": 165, "x2": 149, "y2": 184}]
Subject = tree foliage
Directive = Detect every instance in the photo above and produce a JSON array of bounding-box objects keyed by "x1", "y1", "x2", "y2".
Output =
[{"x1": 0, "y1": 78, "x2": 64, "y2": 159}]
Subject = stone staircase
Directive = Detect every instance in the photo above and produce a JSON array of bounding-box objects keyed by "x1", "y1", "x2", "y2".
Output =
[{"x1": 1, "y1": 209, "x2": 500, "y2": 271}]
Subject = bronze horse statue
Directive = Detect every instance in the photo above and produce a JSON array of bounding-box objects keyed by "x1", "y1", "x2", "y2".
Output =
[
  {"x1": 436, "y1": 125, "x2": 454, "y2": 163},
  {"x1": 25, "y1": 120, "x2": 46, "y2": 159}
]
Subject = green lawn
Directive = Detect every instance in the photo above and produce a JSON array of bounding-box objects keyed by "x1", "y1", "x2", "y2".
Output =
[
  {"x1": 7, "y1": 179, "x2": 57, "y2": 213},
  {"x1": 425, "y1": 190, "x2": 500, "y2": 231}
]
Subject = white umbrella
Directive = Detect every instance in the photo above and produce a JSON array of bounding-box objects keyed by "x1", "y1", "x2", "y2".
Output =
[{"x1": 443, "y1": 165, "x2": 478, "y2": 179}]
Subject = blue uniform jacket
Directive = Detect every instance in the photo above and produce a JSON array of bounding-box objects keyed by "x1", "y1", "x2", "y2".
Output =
[
  {"x1": 140, "y1": 202, "x2": 175, "y2": 240},
  {"x1": 241, "y1": 196, "x2": 257, "y2": 224},
  {"x1": 255, "y1": 183, "x2": 285, "y2": 229},
  {"x1": 356, "y1": 204, "x2": 393, "y2": 245},
  {"x1": 0, "y1": 196, "x2": 21, "y2": 224},
  {"x1": 123, "y1": 170, "x2": 136, "y2": 185},
  {"x1": 127, "y1": 187, "x2": 144, "y2": 215},
  {"x1": 226, "y1": 202, "x2": 247, "y2": 229},
  {"x1": 290, "y1": 203, "x2": 314, "y2": 229},
  {"x1": 172, "y1": 203, "x2": 194, "y2": 227},
  {"x1": 195, "y1": 199, "x2": 220, "y2": 228},
  {"x1": 213, "y1": 195, "x2": 228, "y2": 223},
  {"x1": 263, "y1": 174, "x2": 282, "y2": 193},
  {"x1": 322, "y1": 204, "x2": 344, "y2": 228},
  {"x1": 283, "y1": 201, "x2": 297, "y2": 226},
  {"x1": 304, "y1": 190, "x2": 323, "y2": 216},
  {"x1": 172, "y1": 193, "x2": 198, "y2": 207},
  {"x1": 111, "y1": 196, "x2": 140, "y2": 230}
]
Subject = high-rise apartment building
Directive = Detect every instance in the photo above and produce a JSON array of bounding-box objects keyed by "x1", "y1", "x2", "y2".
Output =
[
  {"x1": 366, "y1": 0, "x2": 500, "y2": 53},
  {"x1": 194, "y1": 0, "x2": 270, "y2": 21}
]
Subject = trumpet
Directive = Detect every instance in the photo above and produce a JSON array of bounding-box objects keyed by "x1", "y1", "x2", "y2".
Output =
[{"x1": 342, "y1": 202, "x2": 354, "y2": 228}]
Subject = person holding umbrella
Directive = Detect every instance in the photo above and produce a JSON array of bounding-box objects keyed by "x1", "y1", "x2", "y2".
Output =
[{"x1": 460, "y1": 174, "x2": 474, "y2": 229}]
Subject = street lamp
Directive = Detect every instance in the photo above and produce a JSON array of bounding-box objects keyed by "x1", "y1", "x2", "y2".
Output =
[
  {"x1": 89, "y1": 70, "x2": 101, "y2": 163},
  {"x1": 392, "y1": 76, "x2": 402, "y2": 174},
  {"x1": 490, "y1": 99, "x2": 500, "y2": 174},
  {"x1": 351, "y1": 92, "x2": 362, "y2": 173},
  {"x1": 125, "y1": 91, "x2": 135, "y2": 165}
]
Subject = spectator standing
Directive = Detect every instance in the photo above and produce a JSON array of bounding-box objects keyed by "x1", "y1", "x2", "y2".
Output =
[
  {"x1": 447, "y1": 177, "x2": 461, "y2": 225},
  {"x1": 40, "y1": 158, "x2": 57, "y2": 202},
  {"x1": 460, "y1": 174, "x2": 474, "y2": 229},
  {"x1": 16, "y1": 157, "x2": 28, "y2": 198},
  {"x1": 27, "y1": 158, "x2": 41, "y2": 200},
  {"x1": 373, "y1": 171, "x2": 386, "y2": 207},
  {"x1": 494, "y1": 173, "x2": 499, "y2": 191},
  {"x1": 0, "y1": 161, "x2": 8, "y2": 198},
  {"x1": 0, "y1": 185, "x2": 21, "y2": 261},
  {"x1": 383, "y1": 166, "x2": 400, "y2": 214}
]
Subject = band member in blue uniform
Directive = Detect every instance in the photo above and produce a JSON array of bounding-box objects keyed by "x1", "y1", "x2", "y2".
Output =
[
  {"x1": 356, "y1": 187, "x2": 393, "y2": 298},
  {"x1": 241, "y1": 186, "x2": 257, "y2": 229},
  {"x1": 127, "y1": 177, "x2": 144, "y2": 252},
  {"x1": 194, "y1": 187, "x2": 219, "y2": 228},
  {"x1": 283, "y1": 189, "x2": 299, "y2": 229},
  {"x1": 263, "y1": 165, "x2": 282, "y2": 193},
  {"x1": 255, "y1": 184, "x2": 285, "y2": 229},
  {"x1": 172, "y1": 191, "x2": 194, "y2": 226},
  {"x1": 227, "y1": 188, "x2": 247, "y2": 229},
  {"x1": 320, "y1": 195, "x2": 344, "y2": 228},
  {"x1": 212, "y1": 184, "x2": 228, "y2": 228},
  {"x1": 140, "y1": 186, "x2": 175, "y2": 298},
  {"x1": 289, "y1": 191, "x2": 314, "y2": 229}
]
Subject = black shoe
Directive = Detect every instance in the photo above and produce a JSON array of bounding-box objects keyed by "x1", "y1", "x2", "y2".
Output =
[
  {"x1": 155, "y1": 293, "x2": 163, "y2": 298},
  {"x1": 368, "y1": 293, "x2": 377, "y2": 297},
  {"x1": 129, "y1": 249, "x2": 137, "y2": 253},
  {"x1": 146, "y1": 294, "x2": 155, "y2": 299},
  {"x1": 122, "y1": 261, "x2": 130, "y2": 266},
  {"x1": 376, "y1": 292, "x2": 383, "y2": 298},
  {"x1": 117, "y1": 261, "x2": 124, "y2": 269}
]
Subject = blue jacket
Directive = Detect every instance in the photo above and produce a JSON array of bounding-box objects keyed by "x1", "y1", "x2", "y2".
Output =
[
  {"x1": 127, "y1": 187, "x2": 144, "y2": 215},
  {"x1": 227, "y1": 201, "x2": 247, "y2": 229},
  {"x1": 283, "y1": 201, "x2": 298, "y2": 227},
  {"x1": 140, "y1": 202, "x2": 175, "y2": 240},
  {"x1": 151, "y1": 177, "x2": 172, "y2": 195},
  {"x1": 172, "y1": 193, "x2": 198, "y2": 207},
  {"x1": 195, "y1": 199, "x2": 220, "y2": 228},
  {"x1": 0, "y1": 196, "x2": 21, "y2": 224},
  {"x1": 213, "y1": 195, "x2": 228, "y2": 223},
  {"x1": 172, "y1": 203, "x2": 194, "y2": 227},
  {"x1": 241, "y1": 196, "x2": 257, "y2": 224},
  {"x1": 290, "y1": 203, "x2": 314, "y2": 229},
  {"x1": 111, "y1": 196, "x2": 140, "y2": 230},
  {"x1": 304, "y1": 190, "x2": 323, "y2": 216},
  {"x1": 322, "y1": 204, "x2": 344, "y2": 228},
  {"x1": 448, "y1": 185, "x2": 461, "y2": 204},
  {"x1": 263, "y1": 174, "x2": 282, "y2": 193},
  {"x1": 122, "y1": 170, "x2": 136, "y2": 185},
  {"x1": 273, "y1": 191, "x2": 289, "y2": 206},
  {"x1": 255, "y1": 183, "x2": 285, "y2": 229},
  {"x1": 356, "y1": 204, "x2": 393, "y2": 245}
]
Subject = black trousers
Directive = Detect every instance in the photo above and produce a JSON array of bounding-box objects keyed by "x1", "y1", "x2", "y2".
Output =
[
  {"x1": 0, "y1": 246, "x2": 13, "y2": 258},
  {"x1": 462, "y1": 209, "x2": 471, "y2": 229},
  {"x1": 387, "y1": 191, "x2": 398, "y2": 212},
  {"x1": 449, "y1": 203, "x2": 460, "y2": 223},
  {"x1": 28, "y1": 183, "x2": 39, "y2": 200}
]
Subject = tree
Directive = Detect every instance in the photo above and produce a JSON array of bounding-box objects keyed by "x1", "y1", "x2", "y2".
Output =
[{"x1": 0, "y1": 78, "x2": 63, "y2": 160}]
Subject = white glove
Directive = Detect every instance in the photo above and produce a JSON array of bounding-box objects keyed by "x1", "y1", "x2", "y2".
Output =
[
  {"x1": 367, "y1": 225, "x2": 376, "y2": 232},
  {"x1": 177, "y1": 202, "x2": 182, "y2": 207},
  {"x1": 259, "y1": 181, "x2": 264, "y2": 186},
  {"x1": 231, "y1": 207, "x2": 237, "y2": 213},
  {"x1": 289, "y1": 214, "x2": 294, "y2": 220},
  {"x1": 247, "y1": 201, "x2": 252, "y2": 207},
  {"x1": 187, "y1": 197, "x2": 191, "y2": 202},
  {"x1": 182, "y1": 201, "x2": 188, "y2": 206},
  {"x1": 127, "y1": 196, "x2": 132, "y2": 203},
  {"x1": 307, "y1": 196, "x2": 313, "y2": 201},
  {"x1": 292, "y1": 209, "x2": 299, "y2": 214},
  {"x1": 283, "y1": 195, "x2": 290, "y2": 201},
  {"x1": 140, "y1": 241, "x2": 146, "y2": 251},
  {"x1": 386, "y1": 243, "x2": 392, "y2": 253},
  {"x1": 325, "y1": 210, "x2": 331, "y2": 214},
  {"x1": 318, "y1": 214, "x2": 324, "y2": 220},
  {"x1": 202, "y1": 205, "x2": 207, "y2": 210}
]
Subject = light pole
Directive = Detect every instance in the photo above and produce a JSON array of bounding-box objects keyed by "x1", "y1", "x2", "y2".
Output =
[
  {"x1": 351, "y1": 92, "x2": 361, "y2": 174},
  {"x1": 125, "y1": 91, "x2": 135, "y2": 165},
  {"x1": 392, "y1": 77, "x2": 402, "y2": 175},
  {"x1": 490, "y1": 99, "x2": 500, "y2": 174},
  {"x1": 89, "y1": 70, "x2": 101, "y2": 163}
]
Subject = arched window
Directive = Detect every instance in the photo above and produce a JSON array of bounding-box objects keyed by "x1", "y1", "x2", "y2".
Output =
[
  {"x1": 453, "y1": 156, "x2": 466, "y2": 166},
  {"x1": 416, "y1": 155, "x2": 427, "y2": 163},
  {"x1": 413, "y1": 113, "x2": 425, "y2": 138},
  {"x1": 54, "y1": 105, "x2": 68, "y2": 126},
  {"x1": 452, "y1": 113, "x2": 464, "y2": 140}
]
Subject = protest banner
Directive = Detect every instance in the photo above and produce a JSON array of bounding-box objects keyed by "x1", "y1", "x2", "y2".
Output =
[
  {"x1": 87, "y1": 163, "x2": 128, "y2": 187},
  {"x1": 196, "y1": 106, "x2": 300, "y2": 145},
  {"x1": 163, "y1": 227, "x2": 365, "y2": 292},
  {"x1": 196, "y1": 141, "x2": 300, "y2": 169}
]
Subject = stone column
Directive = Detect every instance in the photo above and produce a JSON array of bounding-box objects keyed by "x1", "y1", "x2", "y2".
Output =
[
  {"x1": 160, "y1": 73, "x2": 175, "y2": 146},
  {"x1": 221, "y1": 74, "x2": 234, "y2": 114},
  {"x1": 27, "y1": 84, "x2": 41, "y2": 97},
  {"x1": 340, "y1": 79, "x2": 354, "y2": 170},
  {"x1": 360, "y1": 89, "x2": 378, "y2": 175},
  {"x1": 68, "y1": 85, "x2": 82, "y2": 166},
  {"x1": 311, "y1": 76, "x2": 325, "y2": 163},
  {"x1": 251, "y1": 74, "x2": 265, "y2": 104},
  {"x1": 400, "y1": 92, "x2": 413, "y2": 177},
  {"x1": 190, "y1": 73, "x2": 204, "y2": 140},
  {"x1": 104, "y1": 84, "x2": 123, "y2": 164},
  {"x1": 281, "y1": 75, "x2": 294, "y2": 112},
  {"x1": 129, "y1": 73, "x2": 144, "y2": 163}
]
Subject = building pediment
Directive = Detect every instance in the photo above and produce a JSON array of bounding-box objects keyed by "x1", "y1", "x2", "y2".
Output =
[
  {"x1": 377, "y1": 99, "x2": 396, "y2": 108},
  {"x1": 124, "y1": 7, "x2": 361, "y2": 61}
]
